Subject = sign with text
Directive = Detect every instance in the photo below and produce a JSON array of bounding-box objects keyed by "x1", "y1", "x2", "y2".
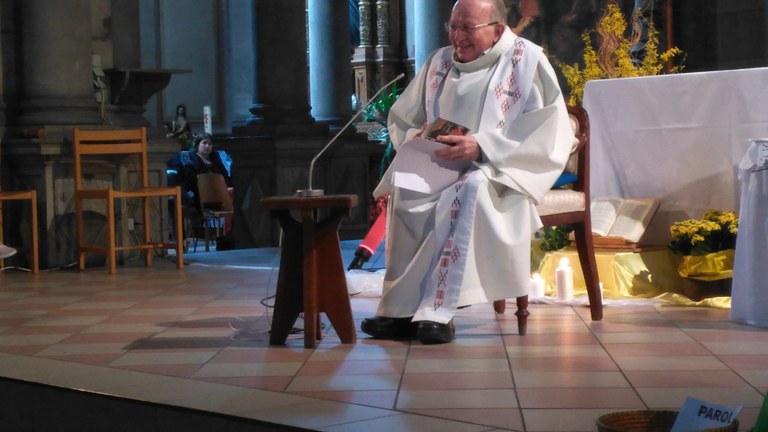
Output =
[{"x1": 671, "y1": 397, "x2": 741, "y2": 432}]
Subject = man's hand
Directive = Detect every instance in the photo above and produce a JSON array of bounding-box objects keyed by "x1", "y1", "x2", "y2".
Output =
[
  {"x1": 414, "y1": 122, "x2": 429, "y2": 138},
  {"x1": 434, "y1": 134, "x2": 480, "y2": 161}
]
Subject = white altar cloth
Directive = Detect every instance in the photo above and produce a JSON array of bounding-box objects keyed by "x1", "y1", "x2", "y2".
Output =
[
  {"x1": 583, "y1": 68, "x2": 768, "y2": 245},
  {"x1": 730, "y1": 139, "x2": 768, "y2": 328}
]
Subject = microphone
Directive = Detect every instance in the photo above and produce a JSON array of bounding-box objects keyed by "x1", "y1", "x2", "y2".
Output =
[{"x1": 296, "y1": 73, "x2": 406, "y2": 197}]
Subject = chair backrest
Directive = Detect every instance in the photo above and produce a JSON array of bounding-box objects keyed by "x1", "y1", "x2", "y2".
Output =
[
  {"x1": 73, "y1": 128, "x2": 148, "y2": 191},
  {"x1": 196, "y1": 173, "x2": 233, "y2": 213},
  {"x1": 566, "y1": 105, "x2": 590, "y2": 196}
]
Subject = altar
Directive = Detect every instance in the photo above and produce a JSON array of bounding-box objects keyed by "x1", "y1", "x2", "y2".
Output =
[{"x1": 583, "y1": 67, "x2": 768, "y2": 245}]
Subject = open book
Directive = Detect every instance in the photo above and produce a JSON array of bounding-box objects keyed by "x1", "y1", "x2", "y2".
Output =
[{"x1": 590, "y1": 197, "x2": 661, "y2": 244}]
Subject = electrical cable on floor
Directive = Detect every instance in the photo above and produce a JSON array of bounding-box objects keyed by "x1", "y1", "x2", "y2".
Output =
[{"x1": 259, "y1": 295, "x2": 275, "y2": 308}]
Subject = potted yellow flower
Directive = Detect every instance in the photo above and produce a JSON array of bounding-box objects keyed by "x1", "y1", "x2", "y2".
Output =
[{"x1": 669, "y1": 210, "x2": 739, "y2": 300}]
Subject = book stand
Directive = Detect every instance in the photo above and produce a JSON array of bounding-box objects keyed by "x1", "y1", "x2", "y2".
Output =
[{"x1": 261, "y1": 194, "x2": 358, "y2": 348}]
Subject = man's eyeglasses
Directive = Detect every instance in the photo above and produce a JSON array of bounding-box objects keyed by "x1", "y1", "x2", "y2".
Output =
[{"x1": 444, "y1": 21, "x2": 498, "y2": 34}]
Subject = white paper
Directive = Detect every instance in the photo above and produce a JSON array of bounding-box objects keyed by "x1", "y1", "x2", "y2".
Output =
[
  {"x1": 671, "y1": 397, "x2": 741, "y2": 432},
  {"x1": 389, "y1": 137, "x2": 471, "y2": 194}
]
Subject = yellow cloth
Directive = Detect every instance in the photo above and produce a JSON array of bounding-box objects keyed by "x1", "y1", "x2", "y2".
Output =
[
  {"x1": 534, "y1": 247, "x2": 731, "y2": 309},
  {"x1": 677, "y1": 249, "x2": 734, "y2": 281}
]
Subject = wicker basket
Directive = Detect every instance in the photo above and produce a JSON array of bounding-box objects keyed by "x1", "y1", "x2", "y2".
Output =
[{"x1": 596, "y1": 410, "x2": 739, "y2": 432}]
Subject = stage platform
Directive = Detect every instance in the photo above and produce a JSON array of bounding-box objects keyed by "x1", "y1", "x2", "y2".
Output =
[{"x1": 0, "y1": 242, "x2": 764, "y2": 431}]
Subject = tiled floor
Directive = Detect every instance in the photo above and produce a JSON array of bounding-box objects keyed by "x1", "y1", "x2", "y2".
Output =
[{"x1": 0, "y1": 244, "x2": 765, "y2": 431}]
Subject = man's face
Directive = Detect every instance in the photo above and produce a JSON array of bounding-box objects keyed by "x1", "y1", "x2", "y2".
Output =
[{"x1": 448, "y1": 0, "x2": 503, "y2": 63}]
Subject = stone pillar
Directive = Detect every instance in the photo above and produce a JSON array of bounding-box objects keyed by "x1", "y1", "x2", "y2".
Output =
[
  {"x1": 0, "y1": 3, "x2": 5, "y2": 131},
  {"x1": 247, "y1": 1, "x2": 315, "y2": 126},
  {"x1": 111, "y1": 0, "x2": 141, "y2": 69},
  {"x1": 18, "y1": 0, "x2": 102, "y2": 126},
  {"x1": 308, "y1": 0, "x2": 353, "y2": 124},
  {"x1": 376, "y1": 0, "x2": 391, "y2": 47},
  {"x1": 359, "y1": 0, "x2": 375, "y2": 47},
  {"x1": 352, "y1": 0, "x2": 404, "y2": 105},
  {"x1": 414, "y1": 0, "x2": 452, "y2": 71}
]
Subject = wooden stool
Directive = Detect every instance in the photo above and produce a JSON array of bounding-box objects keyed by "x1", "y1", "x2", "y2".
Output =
[
  {"x1": 0, "y1": 190, "x2": 39, "y2": 274},
  {"x1": 261, "y1": 194, "x2": 358, "y2": 348}
]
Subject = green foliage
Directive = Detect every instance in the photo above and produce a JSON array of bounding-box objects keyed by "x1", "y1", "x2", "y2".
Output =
[
  {"x1": 536, "y1": 225, "x2": 574, "y2": 252},
  {"x1": 362, "y1": 81, "x2": 401, "y2": 126},
  {"x1": 359, "y1": 81, "x2": 402, "y2": 177}
]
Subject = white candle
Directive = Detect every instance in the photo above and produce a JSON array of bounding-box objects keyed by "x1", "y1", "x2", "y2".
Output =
[
  {"x1": 555, "y1": 257, "x2": 574, "y2": 302},
  {"x1": 530, "y1": 273, "x2": 545, "y2": 298},
  {"x1": 203, "y1": 105, "x2": 212, "y2": 135}
]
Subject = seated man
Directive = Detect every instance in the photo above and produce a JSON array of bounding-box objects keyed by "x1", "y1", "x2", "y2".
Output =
[{"x1": 361, "y1": 0, "x2": 574, "y2": 344}]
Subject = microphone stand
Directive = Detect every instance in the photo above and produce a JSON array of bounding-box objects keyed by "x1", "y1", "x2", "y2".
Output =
[{"x1": 296, "y1": 73, "x2": 405, "y2": 197}]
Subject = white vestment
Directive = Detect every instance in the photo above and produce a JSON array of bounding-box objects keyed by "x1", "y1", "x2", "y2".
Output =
[{"x1": 374, "y1": 28, "x2": 573, "y2": 323}]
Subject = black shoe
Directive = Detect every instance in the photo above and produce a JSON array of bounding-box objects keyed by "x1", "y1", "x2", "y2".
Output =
[
  {"x1": 416, "y1": 320, "x2": 455, "y2": 345},
  {"x1": 361, "y1": 316, "x2": 417, "y2": 340}
]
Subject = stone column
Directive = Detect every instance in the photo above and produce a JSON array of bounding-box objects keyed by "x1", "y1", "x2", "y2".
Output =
[
  {"x1": 247, "y1": 1, "x2": 315, "y2": 126},
  {"x1": 308, "y1": 0, "x2": 353, "y2": 124},
  {"x1": 375, "y1": 0, "x2": 391, "y2": 47},
  {"x1": 0, "y1": 3, "x2": 5, "y2": 131},
  {"x1": 18, "y1": 0, "x2": 101, "y2": 126},
  {"x1": 359, "y1": 0, "x2": 375, "y2": 47},
  {"x1": 414, "y1": 0, "x2": 452, "y2": 71},
  {"x1": 111, "y1": 0, "x2": 141, "y2": 69}
]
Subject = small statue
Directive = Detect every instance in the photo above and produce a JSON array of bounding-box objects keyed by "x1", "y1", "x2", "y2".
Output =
[{"x1": 165, "y1": 103, "x2": 193, "y2": 150}]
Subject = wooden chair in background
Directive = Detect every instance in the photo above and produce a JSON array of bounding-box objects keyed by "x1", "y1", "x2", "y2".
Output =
[
  {"x1": 494, "y1": 105, "x2": 603, "y2": 334},
  {"x1": 73, "y1": 127, "x2": 184, "y2": 273},
  {"x1": 0, "y1": 190, "x2": 39, "y2": 273},
  {"x1": 194, "y1": 173, "x2": 233, "y2": 252}
]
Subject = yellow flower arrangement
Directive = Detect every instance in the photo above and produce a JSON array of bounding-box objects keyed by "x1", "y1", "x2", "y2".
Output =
[
  {"x1": 669, "y1": 210, "x2": 739, "y2": 256},
  {"x1": 558, "y1": 1, "x2": 684, "y2": 105}
]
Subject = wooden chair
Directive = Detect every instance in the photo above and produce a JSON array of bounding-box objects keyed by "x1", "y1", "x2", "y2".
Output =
[
  {"x1": 0, "y1": 190, "x2": 39, "y2": 273},
  {"x1": 194, "y1": 173, "x2": 234, "y2": 252},
  {"x1": 493, "y1": 105, "x2": 603, "y2": 334},
  {"x1": 73, "y1": 127, "x2": 184, "y2": 273}
]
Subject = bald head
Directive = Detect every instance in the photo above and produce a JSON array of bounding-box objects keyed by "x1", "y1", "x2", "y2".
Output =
[{"x1": 453, "y1": 0, "x2": 508, "y2": 26}]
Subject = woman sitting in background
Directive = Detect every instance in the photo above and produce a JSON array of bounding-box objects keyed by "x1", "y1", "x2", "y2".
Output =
[
  {"x1": 183, "y1": 133, "x2": 232, "y2": 206},
  {"x1": 183, "y1": 133, "x2": 234, "y2": 250}
]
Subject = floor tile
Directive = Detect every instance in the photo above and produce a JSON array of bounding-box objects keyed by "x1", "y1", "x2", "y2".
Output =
[
  {"x1": 517, "y1": 388, "x2": 644, "y2": 409},
  {"x1": 401, "y1": 371, "x2": 514, "y2": 390},
  {"x1": 396, "y1": 389, "x2": 519, "y2": 409},
  {"x1": 514, "y1": 371, "x2": 630, "y2": 388},
  {"x1": 0, "y1": 246, "x2": 764, "y2": 432}
]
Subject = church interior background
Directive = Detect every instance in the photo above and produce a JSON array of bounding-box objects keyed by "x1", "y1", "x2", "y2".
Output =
[
  {"x1": 0, "y1": 0, "x2": 766, "y2": 270},
  {"x1": 0, "y1": 1, "x2": 767, "y2": 431}
]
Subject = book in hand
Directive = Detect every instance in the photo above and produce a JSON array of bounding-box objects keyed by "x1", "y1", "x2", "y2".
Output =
[
  {"x1": 422, "y1": 118, "x2": 470, "y2": 142},
  {"x1": 590, "y1": 196, "x2": 661, "y2": 244}
]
